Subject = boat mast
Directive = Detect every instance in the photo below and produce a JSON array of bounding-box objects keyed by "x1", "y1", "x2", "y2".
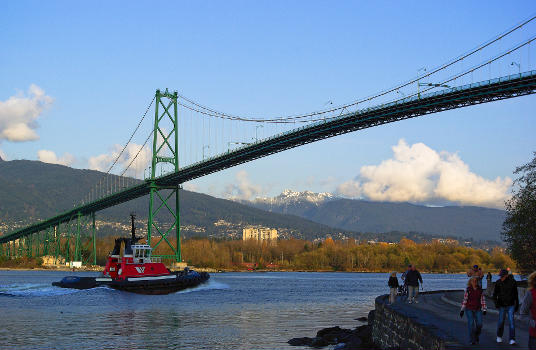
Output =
[{"x1": 130, "y1": 213, "x2": 137, "y2": 243}]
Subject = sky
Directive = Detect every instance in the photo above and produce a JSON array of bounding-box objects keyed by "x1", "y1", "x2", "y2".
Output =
[{"x1": 1, "y1": 1, "x2": 535, "y2": 209}]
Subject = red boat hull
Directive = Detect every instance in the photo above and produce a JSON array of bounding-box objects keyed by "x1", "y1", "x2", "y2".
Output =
[
  {"x1": 52, "y1": 271, "x2": 210, "y2": 295},
  {"x1": 108, "y1": 271, "x2": 210, "y2": 295}
]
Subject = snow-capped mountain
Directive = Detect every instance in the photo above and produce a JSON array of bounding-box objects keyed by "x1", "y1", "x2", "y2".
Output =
[
  {"x1": 243, "y1": 189, "x2": 506, "y2": 242},
  {"x1": 254, "y1": 189, "x2": 337, "y2": 206}
]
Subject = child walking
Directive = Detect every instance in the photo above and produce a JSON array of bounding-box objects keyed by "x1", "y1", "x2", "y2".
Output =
[{"x1": 388, "y1": 272, "x2": 399, "y2": 304}]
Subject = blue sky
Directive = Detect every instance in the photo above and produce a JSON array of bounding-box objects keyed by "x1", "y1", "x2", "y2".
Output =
[{"x1": 1, "y1": 1, "x2": 535, "y2": 208}]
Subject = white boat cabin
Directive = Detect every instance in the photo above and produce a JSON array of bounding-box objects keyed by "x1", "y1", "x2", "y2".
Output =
[{"x1": 132, "y1": 244, "x2": 155, "y2": 264}]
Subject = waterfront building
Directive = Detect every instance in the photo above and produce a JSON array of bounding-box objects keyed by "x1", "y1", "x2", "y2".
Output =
[{"x1": 242, "y1": 226, "x2": 278, "y2": 242}]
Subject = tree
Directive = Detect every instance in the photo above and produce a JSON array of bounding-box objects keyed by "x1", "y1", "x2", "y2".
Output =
[{"x1": 502, "y1": 152, "x2": 536, "y2": 274}]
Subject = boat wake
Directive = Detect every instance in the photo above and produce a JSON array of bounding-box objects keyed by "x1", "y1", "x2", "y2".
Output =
[
  {"x1": 0, "y1": 283, "x2": 83, "y2": 297},
  {"x1": 175, "y1": 279, "x2": 229, "y2": 294}
]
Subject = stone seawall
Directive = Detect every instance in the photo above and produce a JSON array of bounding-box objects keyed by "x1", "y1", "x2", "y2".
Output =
[{"x1": 371, "y1": 291, "x2": 461, "y2": 350}]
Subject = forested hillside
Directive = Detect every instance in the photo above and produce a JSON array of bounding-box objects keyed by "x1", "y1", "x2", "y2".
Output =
[{"x1": 0, "y1": 160, "x2": 356, "y2": 239}]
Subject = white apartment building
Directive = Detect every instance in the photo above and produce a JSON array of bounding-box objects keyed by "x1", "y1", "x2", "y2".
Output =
[{"x1": 242, "y1": 226, "x2": 278, "y2": 242}]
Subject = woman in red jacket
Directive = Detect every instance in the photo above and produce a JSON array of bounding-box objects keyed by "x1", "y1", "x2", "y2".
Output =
[
  {"x1": 460, "y1": 277, "x2": 487, "y2": 345},
  {"x1": 520, "y1": 271, "x2": 536, "y2": 350}
]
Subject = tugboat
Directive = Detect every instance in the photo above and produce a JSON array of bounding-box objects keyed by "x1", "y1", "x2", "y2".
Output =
[{"x1": 52, "y1": 214, "x2": 209, "y2": 295}]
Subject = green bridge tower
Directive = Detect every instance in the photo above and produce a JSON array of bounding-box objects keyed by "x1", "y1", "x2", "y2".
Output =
[{"x1": 147, "y1": 89, "x2": 182, "y2": 262}]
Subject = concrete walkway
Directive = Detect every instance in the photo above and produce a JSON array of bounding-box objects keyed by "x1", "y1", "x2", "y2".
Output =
[{"x1": 388, "y1": 291, "x2": 531, "y2": 349}]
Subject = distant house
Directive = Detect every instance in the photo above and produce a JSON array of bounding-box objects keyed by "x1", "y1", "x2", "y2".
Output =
[
  {"x1": 432, "y1": 238, "x2": 459, "y2": 245},
  {"x1": 242, "y1": 262, "x2": 258, "y2": 270}
]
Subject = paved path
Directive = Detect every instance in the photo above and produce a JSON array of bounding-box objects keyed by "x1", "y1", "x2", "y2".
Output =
[{"x1": 388, "y1": 291, "x2": 531, "y2": 349}]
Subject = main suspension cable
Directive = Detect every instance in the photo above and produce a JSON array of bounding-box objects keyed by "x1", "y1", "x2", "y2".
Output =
[
  {"x1": 179, "y1": 35, "x2": 536, "y2": 127},
  {"x1": 177, "y1": 13, "x2": 536, "y2": 123},
  {"x1": 105, "y1": 96, "x2": 155, "y2": 174},
  {"x1": 120, "y1": 130, "x2": 154, "y2": 177}
]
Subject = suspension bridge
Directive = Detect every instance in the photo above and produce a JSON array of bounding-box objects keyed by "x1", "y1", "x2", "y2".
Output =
[{"x1": 1, "y1": 16, "x2": 536, "y2": 266}]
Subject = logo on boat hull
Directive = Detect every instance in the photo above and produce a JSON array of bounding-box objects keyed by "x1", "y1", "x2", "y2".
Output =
[{"x1": 135, "y1": 267, "x2": 145, "y2": 273}]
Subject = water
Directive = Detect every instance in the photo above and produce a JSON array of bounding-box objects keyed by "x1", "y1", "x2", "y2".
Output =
[{"x1": 0, "y1": 270, "x2": 470, "y2": 350}]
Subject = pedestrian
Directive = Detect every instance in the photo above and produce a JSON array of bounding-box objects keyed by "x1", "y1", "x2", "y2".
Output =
[
  {"x1": 486, "y1": 271, "x2": 494, "y2": 296},
  {"x1": 401, "y1": 264, "x2": 411, "y2": 283},
  {"x1": 460, "y1": 277, "x2": 487, "y2": 345},
  {"x1": 400, "y1": 264, "x2": 411, "y2": 300},
  {"x1": 405, "y1": 265, "x2": 423, "y2": 304},
  {"x1": 493, "y1": 269, "x2": 519, "y2": 345},
  {"x1": 388, "y1": 272, "x2": 399, "y2": 304},
  {"x1": 467, "y1": 264, "x2": 484, "y2": 288},
  {"x1": 520, "y1": 271, "x2": 536, "y2": 349}
]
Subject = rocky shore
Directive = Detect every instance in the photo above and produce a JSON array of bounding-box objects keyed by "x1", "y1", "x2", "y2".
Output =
[{"x1": 288, "y1": 313, "x2": 378, "y2": 350}]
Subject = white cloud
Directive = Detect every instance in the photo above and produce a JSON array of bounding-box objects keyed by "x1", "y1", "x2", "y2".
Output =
[
  {"x1": 0, "y1": 85, "x2": 53, "y2": 142},
  {"x1": 336, "y1": 180, "x2": 361, "y2": 198},
  {"x1": 183, "y1": 182, "x2": 199, "y2": 192},
  {"x1": 88, "y1": 130, "x2": 178, "y2": 178},
  {"x1": 223, "y1": 170, "x2": 263, "y2": 200},
  {"x1": 88, "y1": 142, "x2": 152, "y2": 178},
  {"x1": 290, "y1": 175, "x2": 338, "y2": 193},
  {"x1": 336, "y1": 139, "x2": 511, "y2": 208},
  {"x1": 37, "y1": 150, "x2": 75, "y2": 166},
  {"x1": 434, "y1": 152, "x2": 511, "y2": 206}
]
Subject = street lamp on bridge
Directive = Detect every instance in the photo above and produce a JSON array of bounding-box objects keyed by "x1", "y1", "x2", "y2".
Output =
[
  {"x1": 418, "y1": 82, "x2": 452, "y2": 89},
  {"x1": 511, "y1": 61, "x2": 521, "y2": 74},
  {"x1": 255, "y1": 125, "x2": 264, "y2": 142},
  {"x1": 202, "y1": 145, "x2": 210, "y2": 160},
  {"x1": 416, "y1": 67, "x2": 427, "y2": 99}
]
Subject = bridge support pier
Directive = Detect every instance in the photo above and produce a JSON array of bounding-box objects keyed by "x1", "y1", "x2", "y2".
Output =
[
  {"x1": 75, "y1": 212, "x2": 81, "y2": 262},
  {"x1": 43, "y1": 227, "x2": 50, "y2": 256},
  {"x1": 36, "y1": 232, "x2": 40, "y2": 257},
  {"x1": 92, "y1": 212, "x2": 96, "y2": 266}
]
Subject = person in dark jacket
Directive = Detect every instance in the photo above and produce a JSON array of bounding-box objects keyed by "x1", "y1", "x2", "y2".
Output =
[
  {"x1": 401, "y1": 264, "x2": 411, "y2": 283},
  {"x1": 405, "y1": 265, "x2": 423, "y2": 304},
  {"x1": 460, "y1": 277, "x2": 487, "y2": 344},
  {"x1": 493, "y1": 269, "x2": 519, "y2": 345},
  {"x1": 388, "y1": 272, "x2": 399, "y2": 304},
  {"x1": 520, "y1": 271, "x2": 536, "y2": 350},
  {"x1": 486, "y1": 272, "x2": 492, "y2": 287}
]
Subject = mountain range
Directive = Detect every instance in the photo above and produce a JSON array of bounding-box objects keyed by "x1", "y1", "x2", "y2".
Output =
[
  {"x1": 246, "y1": 190, "x2": 506, "y2": 242},
  {"x1": 0, "y1": 159, "x2": 506, "y2": 242}
]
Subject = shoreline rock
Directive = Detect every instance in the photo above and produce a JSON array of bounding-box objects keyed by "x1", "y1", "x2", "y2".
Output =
[{"x1": 288, "y1": 321, "x2": 378, "y2": 350}]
